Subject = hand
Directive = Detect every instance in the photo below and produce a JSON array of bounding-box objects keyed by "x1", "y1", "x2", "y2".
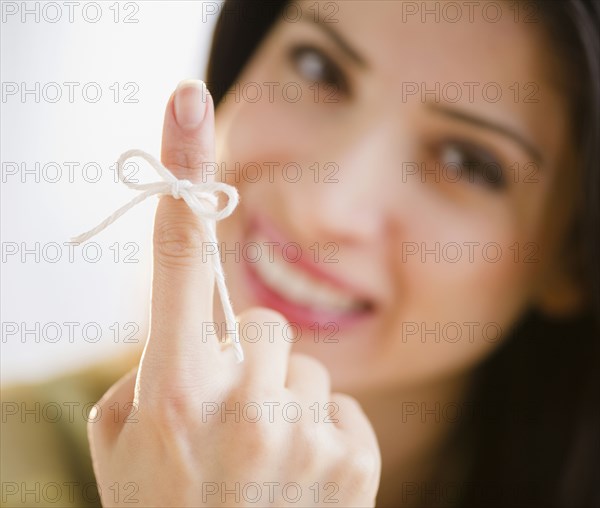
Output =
[{"x1": 87, "y1": 79, "x2": 381, "y2": 508}]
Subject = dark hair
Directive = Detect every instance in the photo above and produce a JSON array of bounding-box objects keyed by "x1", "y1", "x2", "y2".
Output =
[{"x1": 206, "y1": 2, "x2": 600, "y2": 506}]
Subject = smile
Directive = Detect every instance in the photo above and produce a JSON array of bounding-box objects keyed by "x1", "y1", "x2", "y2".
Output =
[{"x1": 242, "y1": 215, "x2": 374, "y2": 330}]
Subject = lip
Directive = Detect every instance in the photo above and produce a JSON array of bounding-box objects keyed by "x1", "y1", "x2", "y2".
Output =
[{"x1": 242, "y1": 213, "x2": 374, "y2": 331}]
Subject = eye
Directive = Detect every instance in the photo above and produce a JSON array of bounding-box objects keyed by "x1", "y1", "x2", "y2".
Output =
[
  {"x1": 438, "y1": 141, "x2": 506, "y2": 191},
  {"x1": 288, "y1": 44, "x2": 347, "y2": 93}
]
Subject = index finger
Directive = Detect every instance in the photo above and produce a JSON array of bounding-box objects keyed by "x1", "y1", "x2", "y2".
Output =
[{"x1": 142, "y1": 80, "x2": 225, "y2": 386}]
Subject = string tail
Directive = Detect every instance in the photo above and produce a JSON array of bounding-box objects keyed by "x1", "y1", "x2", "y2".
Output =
[
  {"x1": 206, "y1": 223, "x2": 245, "y2": 364},
  {"x1": 230, "y1": 326, "x2": 244, "y2": 364},
  {"x1": 71, "y1": 189, "x2": 160, "y2": 244}
]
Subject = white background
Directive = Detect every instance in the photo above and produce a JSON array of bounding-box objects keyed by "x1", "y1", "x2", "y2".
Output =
[{"x1": 1, "y1": 1, "x2": 222, "y2": 383}]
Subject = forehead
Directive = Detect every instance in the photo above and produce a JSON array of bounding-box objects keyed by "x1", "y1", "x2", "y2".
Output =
[{"x1": 295, "y1": 0, "x2": 547, "y2": 84}]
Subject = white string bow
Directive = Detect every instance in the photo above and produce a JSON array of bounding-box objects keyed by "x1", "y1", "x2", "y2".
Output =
[{"x1": 72, "y1": 149, "x2": 244, "y2": 363}]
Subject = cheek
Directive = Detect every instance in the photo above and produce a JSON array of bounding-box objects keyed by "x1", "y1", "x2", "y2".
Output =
[
  {"x1": 218, "y1": 90, "x2": 325, "y2": 180},
  {"x1": 380, "y1": 211, "x2": 535, "y2": 384},
  {"x1": 217, "y1": 96, "x2": 334, "y2": 223},
  {"x1": 221, "y1": 103, "x2": 287, "y2": 167}
]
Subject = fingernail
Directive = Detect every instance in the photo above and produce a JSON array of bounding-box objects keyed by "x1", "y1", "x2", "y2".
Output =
[{"x1": 174, "y1": 79, "x2": 208, "y2": 130}]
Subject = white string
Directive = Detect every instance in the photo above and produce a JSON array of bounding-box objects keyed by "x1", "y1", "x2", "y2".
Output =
[{"x1": 71, "y1": 149, "x2": 244, "y2": 363}]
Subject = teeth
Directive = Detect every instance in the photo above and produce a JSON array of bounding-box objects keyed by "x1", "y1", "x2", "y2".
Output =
[{"x1": 251, "y1": 239, "x2": 363, "y2": 312}]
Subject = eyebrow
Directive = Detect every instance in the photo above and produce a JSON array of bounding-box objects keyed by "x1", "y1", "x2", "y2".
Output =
[
  {"x1": 429, "y1": 104, "x2": 543, "y2": 164},
  {"x1": 299, "y1": 14, "x2": 368, "y2": 68}
]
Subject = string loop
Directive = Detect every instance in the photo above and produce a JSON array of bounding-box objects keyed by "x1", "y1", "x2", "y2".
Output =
[{"x1": 71, "y1": 149, "x2": 244, "y2": 363}]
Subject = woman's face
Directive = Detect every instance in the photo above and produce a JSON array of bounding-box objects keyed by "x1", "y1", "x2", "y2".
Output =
[{"x1": 215, "y1": 0, "x2": 579, "y2": 393}]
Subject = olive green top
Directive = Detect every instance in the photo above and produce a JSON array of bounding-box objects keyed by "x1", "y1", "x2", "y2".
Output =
[{"x1": 1, "y1": 354, "x2": 137, "y2": 508}]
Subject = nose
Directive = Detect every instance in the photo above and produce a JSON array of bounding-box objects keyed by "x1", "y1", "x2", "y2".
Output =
[{"x1": 287, "y1": 116, "x2": 402, "y2": 246}]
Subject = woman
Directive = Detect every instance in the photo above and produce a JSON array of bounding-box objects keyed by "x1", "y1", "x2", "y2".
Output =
[{"x1": 4, "y1": 1, "x2": 599, "y2": 506}]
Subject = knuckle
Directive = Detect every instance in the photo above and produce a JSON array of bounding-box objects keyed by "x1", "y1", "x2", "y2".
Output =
[
  {"x1": 220, "y1": 387, "x2": 282, "y2": 457},
  {"x1": 154, "y1": 220, "x2": 206, "y2": 262},
  {"x1": 138, "y1": 379, "x2": 200, "y2": 433},
  {"x1": 239, "y1": 418, "x2": 279, "y2": 459},
  {"x1": 248, "y1": 420, "x2": 274, "y2": 449},
  {"x1": 352, "y1": 446, "x2": 381, "y2": 479},
  {"x1": 292, "y1": 353, "x2": 331, "y2": 384},
  {"x1": 86, "y1": 393, "x2": 130, "y2": 446},
  {"x1": 87, "y1": 390, "x2": 121, "y2": 431},
  {"x1": 292, "y1": 425, "x2": 322, "y2": 471},
  {"x1": 163, "y1": 145, "x2": 210, "y2": 177},
  {"x1": 144, "y1": 395, "x2": 191, "y2": 437},
  {"x1": 86, "y1": 400, "x2": 106, "y2": 433},
  {"x1": 338, "y1": 445, "x2": 381, "y2": 491}
]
